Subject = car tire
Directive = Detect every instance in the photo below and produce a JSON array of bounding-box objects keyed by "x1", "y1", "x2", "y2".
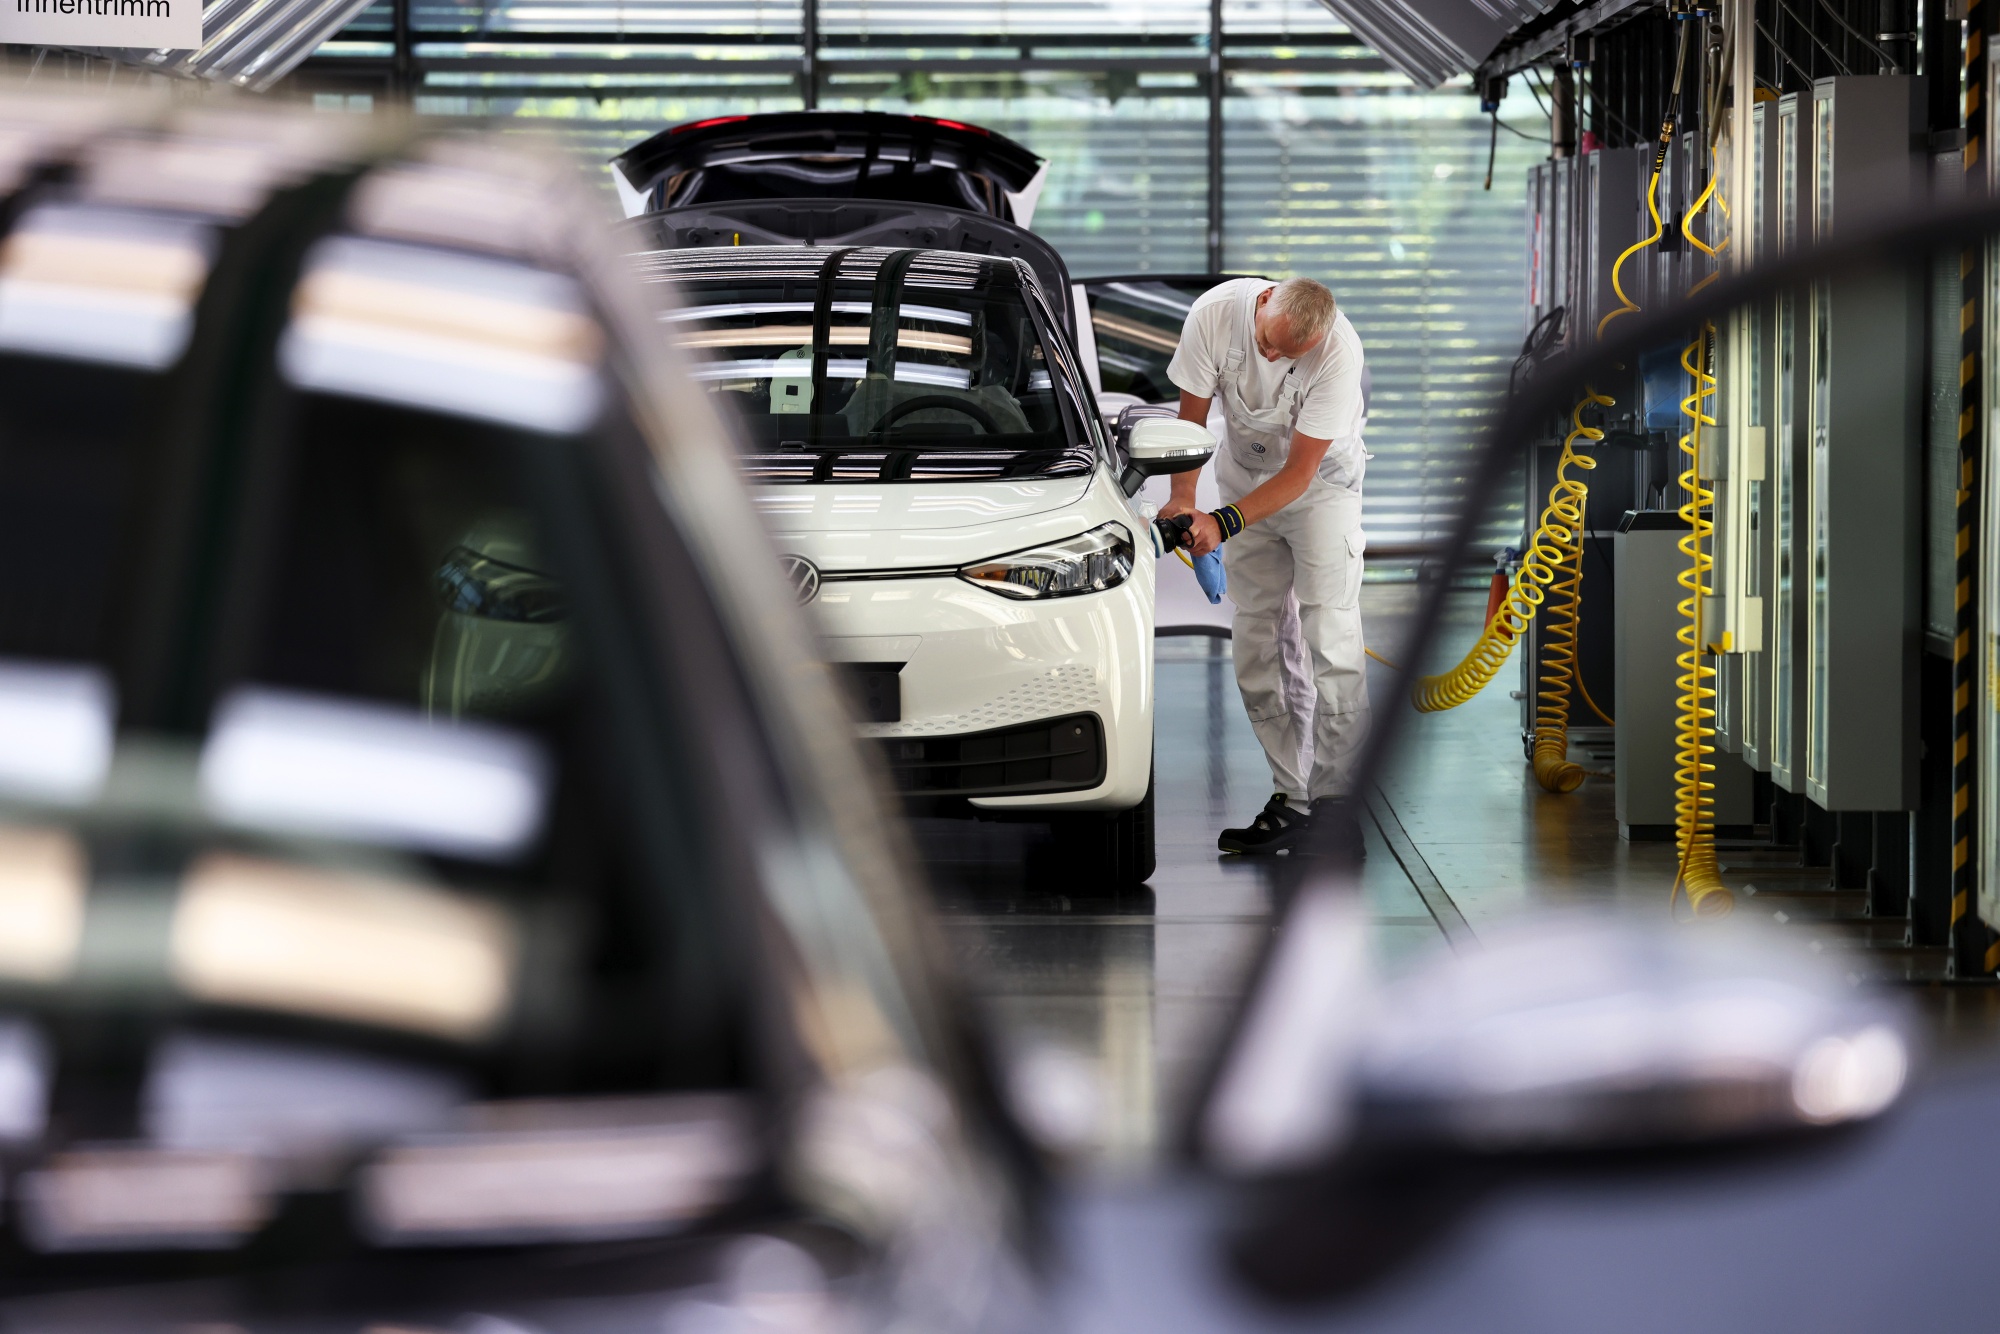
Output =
[{"x1": 1051, "y1": 761, "x2": 1156, "y2": 886}]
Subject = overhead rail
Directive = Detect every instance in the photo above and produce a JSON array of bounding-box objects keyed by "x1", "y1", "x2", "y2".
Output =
[
  {"x1": 1473, "y1": 0, "x2": 1657, "y2": 82},
  {"x1": 1311, "y1": 0, "x2": 1563, "y2": 88}
]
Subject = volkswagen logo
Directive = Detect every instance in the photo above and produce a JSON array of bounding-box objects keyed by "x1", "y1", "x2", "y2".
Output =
[{"x1": 779, "y1": 554, "x2": 821, "y2": 605}]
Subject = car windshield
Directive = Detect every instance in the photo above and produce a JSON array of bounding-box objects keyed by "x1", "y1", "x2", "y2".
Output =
[{"x1": 642, "y1": 246, "x2": 1094, "y2": 483}]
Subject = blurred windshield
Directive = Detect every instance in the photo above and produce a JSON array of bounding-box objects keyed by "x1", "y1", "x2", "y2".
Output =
[
  {"x1": 642, "y1": 246, "x2": 1094, "y2": 483},
  {"x1": 0, "y1": 349, "x2": 747, "y2": 1102}
]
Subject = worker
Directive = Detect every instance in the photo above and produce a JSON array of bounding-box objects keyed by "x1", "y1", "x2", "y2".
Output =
[{"x1": 1161, "y1": 276, "x2": 1370, "y2": 857}]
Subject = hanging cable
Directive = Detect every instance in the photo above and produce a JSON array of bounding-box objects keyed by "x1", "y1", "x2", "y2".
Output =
[
  {"x1": 1530, "y1": 391, "x2": 1614, "y2": 792},
  {"x1": 1672, "y1": 327, "x2": 1733, "y2": 918},
  {"x1": 1412, "y1": 388, "x2": 1616, "y2": 714},
  {"x1": 1810, "y1": 0, "x2": 1898, "y2": 70},
  {"x1": 1773, "y1": 0, "x2": 1855, "y2": 74},
  {"x1": 1595, "y1": 17, "x2": 1694, "y2": 339},
  {"x1": 1682, "y1": 157, "x2": 1729, "y2": 296}
]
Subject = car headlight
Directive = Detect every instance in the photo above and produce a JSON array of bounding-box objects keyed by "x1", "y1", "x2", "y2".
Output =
[{"x1": 959, "y1": 523, "x2": 1134, "y2": 600}]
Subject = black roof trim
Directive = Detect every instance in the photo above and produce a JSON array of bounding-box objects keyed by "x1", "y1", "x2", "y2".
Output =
[{"x1": 1074, "y1": 272, "x2": 1276, "y2": 286}]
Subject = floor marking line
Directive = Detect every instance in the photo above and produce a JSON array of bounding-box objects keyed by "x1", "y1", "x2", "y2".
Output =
[
  {"x1": 939, "y1": 913, "x2": 1434, "y2": 928},
  {"x1": 1367, "y1": 786, "x2": 1476, "y2": 949},
  {"x1": 939, "y1": 914, "x2": 1274, "y2": 927}
]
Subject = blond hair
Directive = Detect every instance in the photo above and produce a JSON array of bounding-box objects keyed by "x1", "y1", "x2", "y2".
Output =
[{"x1": 1270, "y1": 277, "x2": 1337, "y2": 343}]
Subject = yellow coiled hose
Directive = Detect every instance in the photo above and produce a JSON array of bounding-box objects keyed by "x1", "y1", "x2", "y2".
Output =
[
  {"x1": 1673, "y1": 329, "x2": 1733, "y2": 918},
  {"x1": 1530, "y1": 391, "x2": 1613, "y2": 793},
  {"x1": 1412, "y1": 389, "x2": 1612, "y2": 720}
]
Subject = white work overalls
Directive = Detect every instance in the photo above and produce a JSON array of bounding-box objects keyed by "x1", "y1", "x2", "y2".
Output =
[{"x1": 1211, "y1": 326, "x2": 1370, "y2": 805}]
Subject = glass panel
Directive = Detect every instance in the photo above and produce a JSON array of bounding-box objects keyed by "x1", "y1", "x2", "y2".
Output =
[
  {"x1": 1803, "y1": 93, "x2": 1833, "y2": 791},
  {"x1": 1983, "y1": 238, "x2": 2000, "y2": 921},
  {"x1": 1223, "y1": 73, "x2": 1544, "y2": 560},
  {"x1": 1771, "y1": 101, "x2": 1799, "y2": 783},
  {"x1": 410, "y1": 0, "x2": 803, "y2": 35},
  {"x1": 1220, "y1": 0, "x2": 1348, "y2": 35},
  {"x1": 819, "y1": 82, "x2": 1211, "y2": 277},
  {"x1": 1806, "y1": 279, "x2": 1831, "y2": 790},
  {"x1": 818, "y1": 0, "x2": 1209, "y2": 37}
]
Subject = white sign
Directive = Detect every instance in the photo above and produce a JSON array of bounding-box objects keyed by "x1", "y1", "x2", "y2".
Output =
[{"x1": 0, "y1": 0, "x2": 203, "y2": 50}]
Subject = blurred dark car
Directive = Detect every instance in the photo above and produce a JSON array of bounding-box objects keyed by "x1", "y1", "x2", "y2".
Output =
[{"x1": 0, "y1": 91, "x2": 1043, "y2": 1332}]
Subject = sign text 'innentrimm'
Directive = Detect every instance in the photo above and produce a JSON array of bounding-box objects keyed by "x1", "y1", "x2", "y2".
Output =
[{"x1": 0, "y1": 0, "x2": 201, "y2": 50}]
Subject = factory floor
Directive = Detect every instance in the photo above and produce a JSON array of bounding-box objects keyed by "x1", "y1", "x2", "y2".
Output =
[{"x1": 918, "y1": 586, "x2": 2000, "y2": 1167}]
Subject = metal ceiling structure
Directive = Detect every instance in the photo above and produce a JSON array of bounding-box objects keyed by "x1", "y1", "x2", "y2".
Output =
[
  {"x1": 1313, "y1": 0, "x2": 1565, "y2": 87},
  {"x1": 71, "y1": 0, "x2": 382, "y2": 90}
]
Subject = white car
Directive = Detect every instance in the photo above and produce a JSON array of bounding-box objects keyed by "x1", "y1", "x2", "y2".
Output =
[
  {"x1": 616, "y1": 112, "x2": 1214, "y2": 884},
  {"x1": 632, "y1": 242, "x2": 1213, "y2": 883}
]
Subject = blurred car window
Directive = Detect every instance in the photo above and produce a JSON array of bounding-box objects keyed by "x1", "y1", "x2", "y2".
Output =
[{"x1": 1079, "y1": 276, "x2": 1234, "y2": 404}]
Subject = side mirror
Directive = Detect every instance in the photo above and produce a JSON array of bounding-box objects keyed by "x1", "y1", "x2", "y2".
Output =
[
  {"x1": 1203, "y1": 903, "x2": 1914, "y2": 1177},
  {"x1": 1118, "y1": 410, "x2": 1215, "y2": 496}
]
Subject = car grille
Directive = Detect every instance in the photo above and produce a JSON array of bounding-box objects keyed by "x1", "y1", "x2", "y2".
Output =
[{"x1": 878, "y1": 713, "x2": 1104, "y2": 796}]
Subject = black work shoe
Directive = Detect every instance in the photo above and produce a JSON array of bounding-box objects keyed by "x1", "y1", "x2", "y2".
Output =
[
  {"x1": 1300, "y1": 812, "x2": 1368, "y2": 862},
  {"x1": 1218, "y1": 794, "x2": 1310, "y2": 855}
]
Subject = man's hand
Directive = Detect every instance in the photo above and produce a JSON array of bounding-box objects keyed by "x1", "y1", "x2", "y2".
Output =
[{"x1": 1183, "y1": 510, "x2": 1222, "y2": 557}]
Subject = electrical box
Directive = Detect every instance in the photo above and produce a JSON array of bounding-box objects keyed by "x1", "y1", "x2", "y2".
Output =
[
  {"x1": 1984, "y1": 396, "x2": 2000, "y2": 928},
  {"x1": 1550, "y1": 155, "x2": 1574, "y2": 337},
  {"x1": 1528, "y1": 161, "x2": 1551, "y2": 330},
  {"x1": 1528, "y1": 157, "x2": 1578, "y2": 343},
  {"x1": 1716, "y1": 100, "x2": 1780, "y2": 769},
  {"x1": 1926, "y1": 152, "x2": 1966, "y2": 660},
  {"x1": 1979, "y1": 47, "x2": 2000, "y2": 924},
  {"x1": 1615, "y1": 513, "x2": 1756, "y2": 837},
  {"x1": 1766, "y1": 90, "x2": 1814, "y2": 795},
  {"x1": 1579, "y1": 146, "x2": 1644, "y2": 340},
  {"x1": 1800, "y1": 75, "x2": 1923, "y2": 812}
]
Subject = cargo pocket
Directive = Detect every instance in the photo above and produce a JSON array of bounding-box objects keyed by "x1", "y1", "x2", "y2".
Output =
[{"x1": 1336, "y1": 527, "x2": 1367, "y2": 610}]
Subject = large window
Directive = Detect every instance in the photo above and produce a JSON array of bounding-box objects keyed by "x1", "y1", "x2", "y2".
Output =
[{"x1": 297, "y1": 0, "x2": 1543, "y2": 558}]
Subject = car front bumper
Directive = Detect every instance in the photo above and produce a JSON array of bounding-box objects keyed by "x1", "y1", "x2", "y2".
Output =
[{"x1": 814, "y1": 572, "x2": 1154, "y2": 812}]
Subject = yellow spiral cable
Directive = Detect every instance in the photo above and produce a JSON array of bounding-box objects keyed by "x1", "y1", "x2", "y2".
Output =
[
  {"x1": 1530, "y1": 392, "x2": 1611, "y2": 793},
  {"x1": 1412, "y1": 388, "x2": 1614, "y2": 715},
  {"x1": 1672, "y1": 328, "x2": 1733, "y2": 918}
]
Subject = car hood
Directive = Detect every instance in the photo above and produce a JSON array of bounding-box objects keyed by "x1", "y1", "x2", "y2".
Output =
[{"x1": 753, "y1": 477, "x2": 1100, "y2": 570}]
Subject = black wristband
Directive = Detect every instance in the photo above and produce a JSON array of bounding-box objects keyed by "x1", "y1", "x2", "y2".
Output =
[{"x1": 1213, "y1": 504, "x2": 1246, "y2": 542}]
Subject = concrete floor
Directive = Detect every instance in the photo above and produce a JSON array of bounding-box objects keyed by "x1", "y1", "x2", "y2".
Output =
[{"x1": 920, "y1": 586, "x2": 2000, "y2": 1166}]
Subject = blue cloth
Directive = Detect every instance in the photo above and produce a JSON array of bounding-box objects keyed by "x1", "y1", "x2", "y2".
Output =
[{"x1": 1194, "y1": 549, "x2": 1227, "y2": 604}]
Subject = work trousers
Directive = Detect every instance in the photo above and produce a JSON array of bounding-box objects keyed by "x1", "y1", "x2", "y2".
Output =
[{"x1": 1216, "y1": 451, "x2": 1371, "y2": 804}]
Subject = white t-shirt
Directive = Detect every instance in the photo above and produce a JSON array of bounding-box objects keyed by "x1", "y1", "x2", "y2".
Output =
[{"x1": 1164, "y1": 277, "x2": 1368, "y2": 490}]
